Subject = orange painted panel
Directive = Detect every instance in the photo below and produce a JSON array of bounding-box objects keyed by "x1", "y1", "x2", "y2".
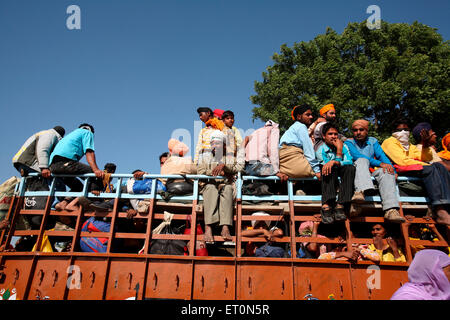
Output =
[
  {"x1": 192, "y1": 261, "x2": 235, "y2": 300},
  {"x1": 294, "y1": 263, "x2": 352, "y2": 300},
  {"x1": 26, "y1": 257, "x2": 71, "y2": 300},
  {"x1": 350, "y1": 265, "x2": 408, "y2": 300},
  {"x1": 238, "y1": 262, "x2": 293, "y2": 300},
  {"x1": 105, "y1": 258, "x2": 146, "y2": 300},
  {"x1": 0, "y1": 257, "x2": 33, "y2": 300},
  {"x1": 145, "y1": 259, "x2": 192, "y2": 300},
  {"x1": 66, "y1": 257, "x2": 109, "y2": 300}
]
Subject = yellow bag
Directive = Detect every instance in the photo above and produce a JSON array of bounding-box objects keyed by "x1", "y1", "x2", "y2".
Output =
[{"x1": 32, "y1": 229, "x2": 54, "y2": 252}]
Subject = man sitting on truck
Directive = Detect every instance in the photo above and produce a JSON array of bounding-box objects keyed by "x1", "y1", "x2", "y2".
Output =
[
  {"x1": 197, "y1": 130, "x2": 244, "y2": 244},
  {"x1": 345, "y1": 119, "x2": 404, "y2": 222},
  {"x1": 13, "y1": 126, "x2": 66, "y2": 178},
  {"x1": 49, "y1": 123, "x2": 105, "y2": 211}
]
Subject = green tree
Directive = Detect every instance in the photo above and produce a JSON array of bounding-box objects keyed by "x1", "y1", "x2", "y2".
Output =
[{"x1": 250, "y1": 21, "x2": 450, "y2": 142}]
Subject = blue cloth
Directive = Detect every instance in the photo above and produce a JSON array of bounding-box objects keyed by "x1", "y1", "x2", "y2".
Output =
[
  {"x1": 315, "y1": 143, "x2": 353, "y2": 166},
  {"x1": 133, "y1": 178, "x2": 166, "y2": 194},
  {"x1": 279, "y1": 121, "x2": 320, "y2": 173},
  {"x1": 344, "y1": 137, "x2": 393, "y2": 168},
  {"x1": 50, "y1": 128, "x2": 95, "y2": 163}
]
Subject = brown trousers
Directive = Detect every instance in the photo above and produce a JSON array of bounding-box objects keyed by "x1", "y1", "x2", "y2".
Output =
[{"x1": 279, "y1": 145, "x2": 315, "y2": 178}]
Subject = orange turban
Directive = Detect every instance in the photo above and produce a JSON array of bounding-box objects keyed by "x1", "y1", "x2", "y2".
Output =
[
  {"x1": 352, "y1": 119, "x2": 370, "y2": 130},
  {"x1": 319, "y1": 104, "x2": 335, "y2": 117},
  {"x1": 168, "y1": 139, "x2": 189, "y2": 157},
  {"x1": 438, "y1": 133, "x2": 450, "y2": 160}
]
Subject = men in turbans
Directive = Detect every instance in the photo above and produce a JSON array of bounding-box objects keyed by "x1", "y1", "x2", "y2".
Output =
[
  {"x1": 197, "y1": 129, "x2": 244, "y2": 244},
  {"x1": 308, "y1": 104, "x2": 345, "y2": 151},
  {"x1": 345, "y1": 119, "x2": 404, "y2": 222}
]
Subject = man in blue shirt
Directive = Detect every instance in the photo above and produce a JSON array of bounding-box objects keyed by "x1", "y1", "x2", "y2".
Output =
[
  {"x1": 315, "y1": 123, "x2": 355, "y2": 224},
  {"x1": 344, "y1": 120, "x2": 404, "y2": 222},
  {"x1": 49, "y1": 123, "x2": 105, "y2": 211},
  {"x1": 279, "y1": 104, "x2": 321, "y2": 179}
]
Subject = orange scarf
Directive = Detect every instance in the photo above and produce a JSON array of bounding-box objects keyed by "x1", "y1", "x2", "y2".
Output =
[
  {"x1": 205, "y1": 117, "x2": 224, "y2": 130},
  {"x1": 438, "y1": 133, "x2": 450, "y2": 160}
]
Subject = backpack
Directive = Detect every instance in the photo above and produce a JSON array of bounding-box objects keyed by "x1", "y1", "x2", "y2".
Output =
[
  {"x1": 165, "y1": 175, "x2": 194, "y2": 195},
  {"x1": 80, "y1": 217, "x2": 110, "y2": 253},
  {"x1": 24, "y1": 176, "x2": 49, "y2": 210}
]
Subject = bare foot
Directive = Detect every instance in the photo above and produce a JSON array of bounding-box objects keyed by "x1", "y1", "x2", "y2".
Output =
[
  {"x1": 55, "y1": 200, "x2": 68, "y2": 211},
  {"x1": 204, "y1": 225, "x2": 214, "y2": 244},
  {"x1": 65, "y1": 198, "x2": 80, "y2": 212},
  {"x1": 220, "y1": 225, "x2": 233, "y2": 241}
]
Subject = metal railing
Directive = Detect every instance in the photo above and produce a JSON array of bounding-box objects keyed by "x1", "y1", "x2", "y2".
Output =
[{"x1": 16, "y1": 172, "x2": 429, "y2": 203}]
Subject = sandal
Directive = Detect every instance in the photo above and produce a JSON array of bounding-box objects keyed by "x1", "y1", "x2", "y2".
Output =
[{"x1": 321, "y1": 206, "x2": 334, "y2": 224}]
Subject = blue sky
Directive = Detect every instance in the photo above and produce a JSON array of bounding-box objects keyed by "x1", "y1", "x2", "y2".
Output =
[{"x1": 0, "y1": 0, "x2": 449, "y2": 182}]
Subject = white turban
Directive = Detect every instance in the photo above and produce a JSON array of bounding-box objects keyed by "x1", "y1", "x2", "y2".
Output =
[{"x1": 251, "y1": 212, "x2": 270, "y2": 228}]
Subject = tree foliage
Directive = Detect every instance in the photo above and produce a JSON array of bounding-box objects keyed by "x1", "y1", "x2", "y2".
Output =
[{"x1": 250, "y1": 21, "x2": 450, "y2": 141}]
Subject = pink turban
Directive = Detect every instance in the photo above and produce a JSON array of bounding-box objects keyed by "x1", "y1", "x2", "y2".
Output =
[
  {"x1": 213, "y1": 109, "x2": 225, "y2": 119},
  {"x1": 352, "y1": 119, "x2": 369, "y2": 130},
  {"x1": 168, "y1": 139, "x2": 189, "y2": 156}
]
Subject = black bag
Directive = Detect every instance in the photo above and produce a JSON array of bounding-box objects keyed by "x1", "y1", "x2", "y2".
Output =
[
  {"x1": 149, "y1": 225, "x2": 186, "y2": 255},
  {"x1": 24, "y1": 176, "x2": 49, "y2": 210},
  {"x1": 242, "y1": 181, "x2": 273, "y2": 196},
  {"x1": 398, "y1": 180, "x2": 425, "y2": 197},
  {"x1": 165, "y1": 175, "x2": 193, "y2": 195}
]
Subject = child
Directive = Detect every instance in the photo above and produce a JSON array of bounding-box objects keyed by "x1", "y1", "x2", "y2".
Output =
[{"x1": 221, "y1": 110, "x2": 243, "y2": 157}]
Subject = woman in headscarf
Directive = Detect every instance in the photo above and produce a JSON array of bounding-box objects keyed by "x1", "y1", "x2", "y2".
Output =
[{"x1": 391, "y1": 249, "x2": 450, "y2": 300}]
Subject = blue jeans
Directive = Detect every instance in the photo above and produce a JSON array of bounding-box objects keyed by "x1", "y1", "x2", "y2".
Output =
[
  {"x1": 420, "y1": 162, "x2": 450, "y2": 208},
  {"x1": 354, "y1": 158, "x2": 399, "y2": 211}
]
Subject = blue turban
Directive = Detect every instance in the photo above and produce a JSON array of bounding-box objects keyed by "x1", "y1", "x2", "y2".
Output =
[{"x1": 412, "y1": 122, "x2": 432, "y2": 143}]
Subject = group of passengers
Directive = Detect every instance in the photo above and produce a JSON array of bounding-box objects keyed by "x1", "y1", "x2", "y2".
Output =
[{"x1": 5, "y1": 104, "x2": 450, "y2": 258}]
